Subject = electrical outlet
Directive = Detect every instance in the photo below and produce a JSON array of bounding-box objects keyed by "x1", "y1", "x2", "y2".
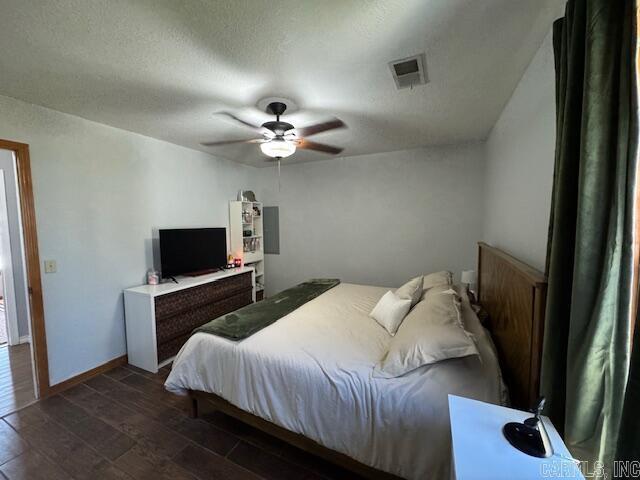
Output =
[{"x1": 44, "y1": 260, "x2": 57, "y2": 273}]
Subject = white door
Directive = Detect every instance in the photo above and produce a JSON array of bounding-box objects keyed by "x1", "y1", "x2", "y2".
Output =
[{"x1": 0, "y1": 169, "x2": 20, "y2": 345}]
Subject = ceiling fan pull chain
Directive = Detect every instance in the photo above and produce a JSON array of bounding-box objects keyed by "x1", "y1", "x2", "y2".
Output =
[{"x1": 278, "y1": 158, "x2": 281, "y2": 191}]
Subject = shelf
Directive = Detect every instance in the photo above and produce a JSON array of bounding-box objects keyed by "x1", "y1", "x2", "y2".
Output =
[
  {"x1": 232, "y1": 200, "x2": 265, "y2": 296},
  {"x1": 243, "y1": 251, "x2": 264, "y2": 263}
]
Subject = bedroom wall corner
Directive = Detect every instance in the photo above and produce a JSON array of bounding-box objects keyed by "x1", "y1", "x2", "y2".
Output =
[
  {"x1": 482, "y1": 26, "x2": 557, "y2": 272},
  {"x1": 0, "y1": 94, "x2": 261, "y2": 386}
]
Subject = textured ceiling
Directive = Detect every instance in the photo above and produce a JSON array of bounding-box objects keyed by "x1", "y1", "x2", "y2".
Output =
[{"x1": 0, "y1": 0, "x2": 564, "y2": 167}]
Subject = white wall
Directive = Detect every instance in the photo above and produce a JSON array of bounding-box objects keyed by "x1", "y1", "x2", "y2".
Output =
[
  {"x1": 482, "y1": 28, "x2": 557, "y2": 272},
  {"x1": 0, "y1": 94, "x2": 262, "y2": 385},
  {"x1": 259, "y1": 144, "x2": 486, "y2": 295}
]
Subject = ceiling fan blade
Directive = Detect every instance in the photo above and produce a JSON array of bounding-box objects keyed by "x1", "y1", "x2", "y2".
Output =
[
  {"x1": 292, "y1": 118, "x2": 346, "y2": 138},
  {"x1": 296, "y1": 139, "x2": 344, "y2": 155},
  {"x1": 201, "y1": 138, "x2": 265, "y2": 147},
  {"x1": 217, "y1": 111, "x2": 264, "y2": 131}
]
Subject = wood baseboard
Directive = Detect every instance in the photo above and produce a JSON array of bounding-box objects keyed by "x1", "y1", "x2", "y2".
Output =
[{"x1": 46, "y1": 355, "x2": 128, "y2": 397}]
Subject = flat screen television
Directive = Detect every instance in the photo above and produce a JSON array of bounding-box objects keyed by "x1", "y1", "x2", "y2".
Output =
[{"x1": 159, "y1": 228, "x2": 227, "y2": 278}]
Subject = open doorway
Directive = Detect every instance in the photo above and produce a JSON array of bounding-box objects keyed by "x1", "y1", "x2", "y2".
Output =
[
  {"x1": 0, "y1": 139, "x2": 48, "y2": 415},
  {"x1": 0, "y1": 149, "x2": 36, "y2": 415}
]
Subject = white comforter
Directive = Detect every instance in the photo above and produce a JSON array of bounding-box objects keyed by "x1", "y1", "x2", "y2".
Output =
[{"x1": 165, "y1": 283, "x2": 504, "y2": 480}]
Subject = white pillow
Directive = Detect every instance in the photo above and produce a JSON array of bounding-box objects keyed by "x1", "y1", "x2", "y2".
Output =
[
  {"x1": 395, "y1": 276, "x2": 424, "y2": 308},
  {"x1": 423, "y1": 270, "x2": 453, "y2": 290},
  {"x1": 370, "y1": 291, "x2": 412, "y2": 335},
  {"x1": 374, "y1": 286, "x2": 478, "y2": 378}
]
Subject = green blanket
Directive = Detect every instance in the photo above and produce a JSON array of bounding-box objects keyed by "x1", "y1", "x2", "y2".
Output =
[{"x1": 194, "y1": 278, "x2": 340, "y2": 341}]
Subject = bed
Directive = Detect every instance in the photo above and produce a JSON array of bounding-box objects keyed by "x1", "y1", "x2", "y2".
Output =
[{"x1": 165, "y1": 243, "x2": 547, "y2": 480}]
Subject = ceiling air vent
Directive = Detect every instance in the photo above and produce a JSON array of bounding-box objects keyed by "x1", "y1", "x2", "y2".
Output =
[{"x1": 389, "y1": 54, "x2": 428, "y2": 90}]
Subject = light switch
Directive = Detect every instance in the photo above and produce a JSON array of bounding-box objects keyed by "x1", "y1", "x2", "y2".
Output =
[{"x1": 44, "y1": 260, "x2": 57, "y2": 273}]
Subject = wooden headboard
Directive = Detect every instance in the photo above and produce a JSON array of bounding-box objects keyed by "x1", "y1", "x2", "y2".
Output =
[{"x1": 477, "y1": 242, "x2": 547, "y2": 409}]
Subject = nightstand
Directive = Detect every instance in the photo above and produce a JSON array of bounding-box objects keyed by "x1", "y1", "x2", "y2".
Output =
[{"x1": 448, "y1": 395, "x2": 584, "y2": 480}]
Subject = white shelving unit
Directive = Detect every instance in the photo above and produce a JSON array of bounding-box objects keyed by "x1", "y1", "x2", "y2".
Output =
[{"x1": 230, "y1": 200, "x2": 265, "y2": 298}]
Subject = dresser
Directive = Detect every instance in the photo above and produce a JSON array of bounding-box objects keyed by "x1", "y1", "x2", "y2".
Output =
[{"x1": 124, "y1": 267, "x2": 255, "y2": 373}]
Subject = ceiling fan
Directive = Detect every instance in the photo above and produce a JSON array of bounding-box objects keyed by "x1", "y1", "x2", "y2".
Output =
[{"x1": 201, "y1": 102, "x2": 346, "y2": 160}]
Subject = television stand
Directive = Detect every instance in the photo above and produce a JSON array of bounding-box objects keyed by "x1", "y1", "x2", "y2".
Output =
[
  {"x1": 184, "y1": 268, "x2": 221, "y2": 277},
  {"x1": 124, "y1": 267, "x2": 255, "y2": 372}
]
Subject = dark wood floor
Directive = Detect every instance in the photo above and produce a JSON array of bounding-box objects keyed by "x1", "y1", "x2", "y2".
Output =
[
  {"x1": 0, "y1": 363, "x2": 362, "y2": 480},
  {"x1": 0, "y1": 344, "x2": 36, "y2": 418}
]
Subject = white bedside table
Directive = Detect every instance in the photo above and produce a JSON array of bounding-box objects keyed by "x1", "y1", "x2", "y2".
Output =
[{"x1": 448, "y1": 395, "x2": 584, "y2": 480}]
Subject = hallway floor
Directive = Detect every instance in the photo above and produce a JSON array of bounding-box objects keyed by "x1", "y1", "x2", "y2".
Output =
[{"x1": 0, "y1": 344, "x2": 35, "y2": 417}]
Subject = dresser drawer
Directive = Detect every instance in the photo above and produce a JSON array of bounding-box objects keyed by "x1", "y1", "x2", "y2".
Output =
[
  {"x1": 154, "y1": 271, "x2": 252, "y2": 321},
  {"x1": 157, "y1": 333, "x2": 191, "y2": 364},
  {"x1": 155, "y1": 288, "x2": 252, "y2": 346}
]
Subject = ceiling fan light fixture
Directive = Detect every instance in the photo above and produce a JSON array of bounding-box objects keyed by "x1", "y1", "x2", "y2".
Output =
[
  {"x1": 204, "y1": 101, "x2": 346, "y2": 161},
  {"x1": 260, "y1": 138, "x2": 296, "y2": 158}
]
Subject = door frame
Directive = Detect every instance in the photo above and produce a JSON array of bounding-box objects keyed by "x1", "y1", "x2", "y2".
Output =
[{"x1": 0, "y1": 139, "x2": 49, "y2": 397}]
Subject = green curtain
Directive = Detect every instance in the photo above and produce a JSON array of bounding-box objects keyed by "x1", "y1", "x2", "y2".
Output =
[{"x1": 541, "y1": 0, "x2": 637, "y2": 471}]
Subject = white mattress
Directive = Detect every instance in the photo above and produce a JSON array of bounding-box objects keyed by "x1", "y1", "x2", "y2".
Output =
[{"x1": 165, "y1": 283, "x2": 504, "y2": 480}]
